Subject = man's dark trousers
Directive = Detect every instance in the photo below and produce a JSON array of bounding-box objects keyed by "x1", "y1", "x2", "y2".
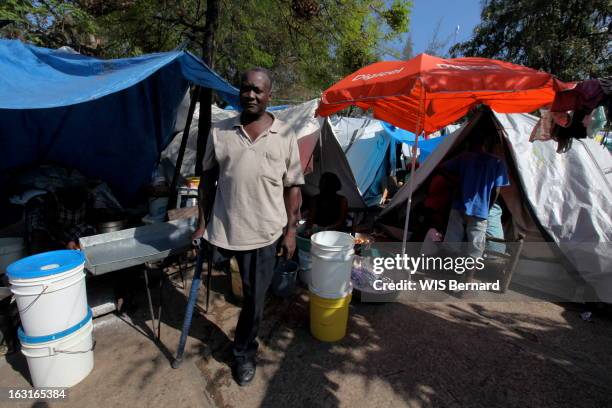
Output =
[{"x1": 216, "y1": 240, "x2": 278, "y2": 361}]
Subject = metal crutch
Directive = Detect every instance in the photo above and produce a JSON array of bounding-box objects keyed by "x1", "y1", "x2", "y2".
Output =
[{"x1": 172, "y1": 238, "x2": 213, "y2": 369}]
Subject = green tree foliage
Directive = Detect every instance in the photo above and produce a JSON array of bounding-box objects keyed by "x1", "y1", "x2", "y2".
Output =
[
  {"x1": 449, "y1": 0, "x2": 611, "y2": 81},
  {"x1": 0, "y1": 0, "x2": 102, "y2": 53},
  {"x1": 1, "y1": 0, "x2": 412, "y2": 100}
]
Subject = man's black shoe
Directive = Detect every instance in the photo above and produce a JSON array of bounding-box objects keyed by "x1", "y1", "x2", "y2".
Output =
[{"x1": 233, "y1": 358, "x2": 256, "y2": 386}]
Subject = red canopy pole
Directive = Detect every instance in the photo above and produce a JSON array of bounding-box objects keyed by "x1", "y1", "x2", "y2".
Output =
[{"x1": 401, "y1": 78, "x2": 425, "y2": 257}]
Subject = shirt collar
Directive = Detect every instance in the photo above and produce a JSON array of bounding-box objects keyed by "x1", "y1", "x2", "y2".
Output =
[{"x1": 233, "y1": 112, "x2": 279, "y2": 133}]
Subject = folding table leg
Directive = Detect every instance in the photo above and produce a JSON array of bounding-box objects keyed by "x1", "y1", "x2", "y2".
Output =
[
  {"x1": 205, "y1": 248, "x2": 213, "y2": 313},
  {"x1": 157, "y1": 267, "x2": 164, "y2": 341},
  {"x1": 143, "y1": 267, "x2": 158, "y2": 339}
]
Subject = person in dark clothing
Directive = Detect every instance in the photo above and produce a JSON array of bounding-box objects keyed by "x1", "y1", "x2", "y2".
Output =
[
  {"x1": 25, "y1": 186, "x2": 96, "y2": 254},
  {"x1": 306, "y1": 172, "x2": 349, "y2": 232}
]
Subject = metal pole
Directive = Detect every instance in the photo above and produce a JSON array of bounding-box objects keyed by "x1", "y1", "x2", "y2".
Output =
[
  {"x1": 172, "y1": 246, "x2": 205, "y2": 369},
  {"x1": 401, "y1": 78, "x2": 425, "y2": 257},
  {"x1": 400, "y1": 137, "x2": 420, "y2": 256}
]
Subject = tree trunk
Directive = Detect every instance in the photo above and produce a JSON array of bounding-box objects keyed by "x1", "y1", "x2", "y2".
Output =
[{"x1": 195, "y1": 0, "x2": 220, "y2": 176}]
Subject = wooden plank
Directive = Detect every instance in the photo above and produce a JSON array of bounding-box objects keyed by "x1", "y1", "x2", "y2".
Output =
[{"x1": 167, "y1": 206, "x2": 198, "y2": 221}]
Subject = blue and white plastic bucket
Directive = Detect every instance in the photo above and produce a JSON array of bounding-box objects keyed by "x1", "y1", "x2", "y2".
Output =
[
  {"x1": 19, "y1": 309, "x2": 94, "y2": 388},
  {"x1": 7, "y1": 250, "x2": 88, "y2": 337}
]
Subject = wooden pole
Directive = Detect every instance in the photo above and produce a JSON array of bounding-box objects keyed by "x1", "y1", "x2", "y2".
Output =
[
  {"x1": 195, "y1": 0, "x2": 220, "y2": 177},
  {"x1": 168, "y1": 86, "x2": 201, "y2": 211}
]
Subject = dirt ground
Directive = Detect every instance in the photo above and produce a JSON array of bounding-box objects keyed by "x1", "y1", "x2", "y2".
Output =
[{"x1": 1, "y1": 264, "x2": 612, "y2": 408}]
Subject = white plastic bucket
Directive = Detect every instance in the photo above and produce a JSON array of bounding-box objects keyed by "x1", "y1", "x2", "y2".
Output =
[
  {"x1": 310, "y1": 231, "x2": 355, "y2": 299},
  {"x1": 19, "y1": 309, "x2": 94, "y2": 388},
  {"x1": 0, "y1": 237, "x2": 26, "y2": 275},
  {"x1": 8, "y1": 250, "x2": 88, "y2": 337},
  {"x1": 309, "y1": 281, "x2": 353, "y2": 300}
]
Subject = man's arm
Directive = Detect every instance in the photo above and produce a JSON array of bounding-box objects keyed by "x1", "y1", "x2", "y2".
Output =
[
  {"x1": 194, "y1": 166, "x2": 219, "y2": 238},
  {"x1": 280, "y1": 129, "x2": 305, "y2": 258},
  {"x1": 489, "y1": 160, "x2": 510, "y2": 211},
  {"x1": 489, "y1": 186, "x2": 500, "y2": 212},
  {"x1": 279, "y1": 186, "x2": 301, "y2": 259}
]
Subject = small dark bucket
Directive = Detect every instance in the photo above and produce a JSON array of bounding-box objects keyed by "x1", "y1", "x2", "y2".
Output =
[{"x1": 271, "y1": 259, "x2": 299, "y2": 298}]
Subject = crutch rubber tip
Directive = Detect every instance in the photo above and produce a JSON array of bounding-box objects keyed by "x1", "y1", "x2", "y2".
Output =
[{"x1": 171, "y1": 358, "x2": 183, "y2": 369}]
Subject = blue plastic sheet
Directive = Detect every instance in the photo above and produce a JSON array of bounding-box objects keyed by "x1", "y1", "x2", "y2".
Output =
[
  {"x1": 0, "y1": 40, "x2": 239, "y2": 200},
  {"x1": 381, "y1": 122, "x2": 446, "y2": 163}
]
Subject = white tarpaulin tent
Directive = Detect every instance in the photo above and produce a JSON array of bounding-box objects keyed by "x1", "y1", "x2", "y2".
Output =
[
  {"x1": 330, "y1": 117, "x2": 395, "y2": 206},
  {"x1": 382, "y1": 110, "x2": 612, "y2": 301}
]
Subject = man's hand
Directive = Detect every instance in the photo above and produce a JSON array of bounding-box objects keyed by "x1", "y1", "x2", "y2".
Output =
[
  {"x1": 192, "y1": 226, "x2": 205, "y2": 243},
  {"x1": 281, "y1": 186, "x2": 301, "y2": 259},
  {"x1": 278, "y1": 229, "x2": 297, "y2": 259},
  {"x1": 66, "y1": 241, "x2": 80, "y2": 250}
]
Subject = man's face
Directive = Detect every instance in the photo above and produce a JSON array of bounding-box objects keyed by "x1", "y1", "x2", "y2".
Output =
[{"x1": 239, "y1": 71, "x2": 271, "y2": 116}]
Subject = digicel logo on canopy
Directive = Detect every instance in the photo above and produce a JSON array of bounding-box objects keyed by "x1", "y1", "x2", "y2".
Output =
[
  {"x1": 436, "y1": 63, "x2": 502, "y2": 71},
  {"x1": 352, "y1": 67, "x2": 405, "y2": 81}
]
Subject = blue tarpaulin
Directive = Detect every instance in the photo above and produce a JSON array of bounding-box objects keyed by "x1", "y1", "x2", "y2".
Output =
[
  {"x1": 0, "y1": 40, "x2": 239, "y2": 200},
  {"x1": 381, "y1": 122, "x2": 446, "y2": 163}
]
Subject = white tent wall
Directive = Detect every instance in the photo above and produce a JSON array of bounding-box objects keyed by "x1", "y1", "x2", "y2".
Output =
[
  {"x1": 329, "y1": 117, "x2": 395, "y2": 206},
  {"x1": 382, "y1": 110, "x2": 612, "y2": 301},
  {"x1": 496, "y1": 114, "x2": 612, "y2": 245},
  {"x1": 496, "y1": 113, "x2": 612, "y2": 301}
]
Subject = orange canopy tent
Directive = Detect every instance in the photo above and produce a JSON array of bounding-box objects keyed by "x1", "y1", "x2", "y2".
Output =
[
  {"x1": 317, "y1": 53, "x2": 569, "y2": 135},
  {"x1": 316, "y1": 54, "x2": 569, "y2": 253}
]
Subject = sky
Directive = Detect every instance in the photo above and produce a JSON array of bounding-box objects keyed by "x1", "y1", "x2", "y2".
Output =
[{"x1": 385, "y1": 0, "x2": 483, "y2": 60}]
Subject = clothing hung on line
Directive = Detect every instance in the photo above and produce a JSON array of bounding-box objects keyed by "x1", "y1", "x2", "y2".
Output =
[
  {"x1": 549, "y1": 77, "x2": 611, "y2": 151},
  {"x1": 551, "y1": 79, "x2": 606, "y2": 113}
]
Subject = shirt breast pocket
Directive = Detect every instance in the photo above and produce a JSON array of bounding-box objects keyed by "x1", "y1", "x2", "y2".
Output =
[{"x1": 261, "y1": 150, "x2": 284, "y2": 184}]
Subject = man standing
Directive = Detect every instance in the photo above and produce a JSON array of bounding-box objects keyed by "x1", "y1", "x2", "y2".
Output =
[
  {"x1": 193, "y1": 68, "x2": 304, "y2": 386},
  {"x1": 443, "y1": 138, "x2": 509, "y2": 259}
]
